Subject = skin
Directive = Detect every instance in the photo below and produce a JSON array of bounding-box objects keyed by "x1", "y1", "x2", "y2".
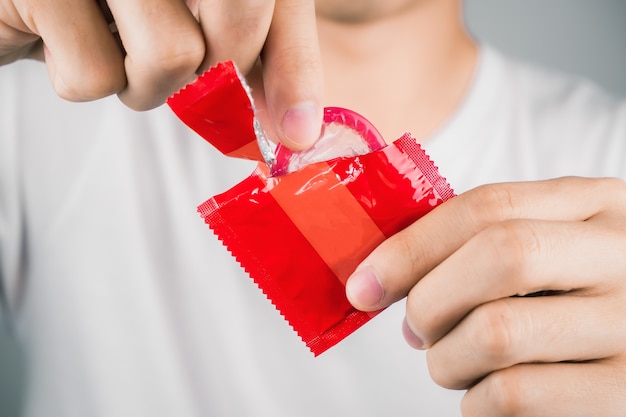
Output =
[
  {"x1": 346, "y1": 177, "x2": 626, "y2": 416},
  {"x1": 316, "y1": 0, "x2": 476, "y2": 141},
  {"x1": 2, "y1": 0, "x2": 626, "y2": 415},
  {"x1": 0, "y1": 0, "x2": 323, "y2": 149}
]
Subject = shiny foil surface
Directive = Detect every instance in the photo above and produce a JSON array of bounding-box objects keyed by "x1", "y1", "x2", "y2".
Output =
[{"x1": 168, "y1": 62, "x2": 455, "y2": 355}]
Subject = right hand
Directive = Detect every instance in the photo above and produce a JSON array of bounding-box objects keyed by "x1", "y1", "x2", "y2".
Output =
[{"x1": 0, "y1": 0, "x2": 323, "y2": 149}]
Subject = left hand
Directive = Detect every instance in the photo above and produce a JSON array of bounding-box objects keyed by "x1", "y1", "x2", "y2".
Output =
[{"x1": 346, "y1": 177, "x2": 626, "y2": 416}]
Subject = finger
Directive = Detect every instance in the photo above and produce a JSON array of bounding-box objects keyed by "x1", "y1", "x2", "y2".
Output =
[
  {"x1": 461, "y1": 361, "x2": 626, "y2": 417},
  {"x1": 95, "y1": 0, "x2": 124, "y2": 51},
  {"x1": 0, "y1": 3, "x2": 42, "y2": 63},
  {"x1": 261, "y1": 0, "x2": 324, "y2": 150},
  {"x1": 108, "y1": 0, "x2": 205, "y2": 110},
  {"x1": 345, "y1": 177, "x2": 622, "y2": 312},
  {"x1": 27, "y1": 0, "x2": 125, "y2": 100},
  {"x1": 426, "y1": 295, "x2": 626, "y2": 389},
  {"x1": 196, "y1": 0, "x2": 275, "y2": 74},
  {"x1": 405, "y1": 216, "x2": 626, "y2": 348}
]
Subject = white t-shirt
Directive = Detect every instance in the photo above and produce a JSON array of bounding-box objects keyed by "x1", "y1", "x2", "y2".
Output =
[{"x1": 1, "y1": 45, "x2": 625, "y2": 417}]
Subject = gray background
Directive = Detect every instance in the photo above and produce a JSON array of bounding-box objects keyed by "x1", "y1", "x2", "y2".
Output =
[
  {"x1": 466, "y1": 0, "x2": 626, "y2": 96},
  {"x1": 1, "y1": 1, "x2": 625, "y2": 416}
]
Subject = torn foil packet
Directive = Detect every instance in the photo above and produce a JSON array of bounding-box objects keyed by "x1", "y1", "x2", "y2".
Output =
[{"x1": 168, "y1": 61, "x2": 455, "y2": 355}]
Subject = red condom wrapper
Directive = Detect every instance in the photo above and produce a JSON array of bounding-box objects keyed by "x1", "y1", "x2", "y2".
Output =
[{"x1": 168, "y1": 62, "x2": 455, "y2": 356}]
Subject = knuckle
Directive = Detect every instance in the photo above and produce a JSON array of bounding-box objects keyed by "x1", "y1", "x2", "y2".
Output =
[
  {"x1": 467, "y1": 300, "x2": 520, "y2": 363},
  {"x1": 395, "y1": 228, "x2": 434, "y2": 277},
  {"x1": 199, "y1": 1, "x2": 274, "y2": 73},
  {"x1": 479, "y1": 220, "x2": 540, "y2": 287},
  {"x1": 145, "y1": 29, "x2": 205, "y2": 78},
  {"x1": 234, "y1": 1, "x2": 273, "y2": 33},
  {"x1": 597, "y1": 177, "x2": 626, "y2": 205},
  {"x1": 425, "y1": 350, "x2": 447, "y2": 387},
  {"x1": 571, "y1": 176, "x2": 626, "y2": 213},
  {"x1": 53, "y1": 66, "x2": 126, "y2": 102},
  {"x1": 596, "y1": 176, "x2": 626, "y2": 191},
  {"x1": 464, "y1": 184, "x2": 518, "y2": 227},
  {"x1": 482, "y1": 369, "x2": 526, "y2": 416},
  {"x1": 426, "y1": 349, "x2": 461, "y2": 389}
]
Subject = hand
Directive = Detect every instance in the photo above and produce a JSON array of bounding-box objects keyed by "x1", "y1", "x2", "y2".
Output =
[
  {"x1": 0, "y1": 0, "x2": 322, "y2": 148},
  {"x1": 346, "y1": 177, "x2": 626, "y2": 416}
]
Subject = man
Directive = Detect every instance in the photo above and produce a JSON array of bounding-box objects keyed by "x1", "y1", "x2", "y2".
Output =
[{"x1": 1, "y1": 1, "x2": 625, "y2": 416}]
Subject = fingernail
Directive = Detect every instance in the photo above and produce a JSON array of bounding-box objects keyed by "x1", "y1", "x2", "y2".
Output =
[
  {"x1": 281, "y1": 101, "x2": 321, "y2": 149},
  {"x1": 346, "y1": 266, "x2": 384, "y2": 309},
  {"x1": 402, "y1": 317, "x2": 425, "y2": 350}
]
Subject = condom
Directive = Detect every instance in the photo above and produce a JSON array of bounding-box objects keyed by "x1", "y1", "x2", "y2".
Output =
[
  {"x1": 168, "y1": 62, "x2": 455, "y2": 355},
  {"x1": 168, "y1": 61, "x2": 387, "y2": 175}
]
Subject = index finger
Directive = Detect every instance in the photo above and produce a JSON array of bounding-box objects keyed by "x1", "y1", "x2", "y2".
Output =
[
  {"x1": 28, "y1": 0, "x2": 125, "y2": 100},
  {"x1": 108, "y1": 0, "x2": 205, "y2": 110},
  {"x1": 345, "y1": 177, "x2": 611, "y2": 312}
]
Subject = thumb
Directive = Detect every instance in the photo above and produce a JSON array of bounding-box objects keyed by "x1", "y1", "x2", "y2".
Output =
[{"x1": 261, "y1": 0, "x2": 323, "y2": 150}]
